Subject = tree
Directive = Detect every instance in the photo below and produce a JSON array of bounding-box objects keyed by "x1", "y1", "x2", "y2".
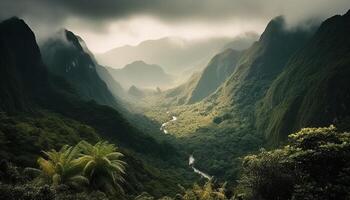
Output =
[
  {"x1": 75, "y1": 141, "x2": 126, "y2": 194},
  {"x1": 182, "y1": 181, "x2": 227, "y2": 200},
  {"x1": 237, "y1": 126, "x2": 350, "y2": 200},
  {"x1": 27, "y1": 145, "x2": 88, "y2": 188}
]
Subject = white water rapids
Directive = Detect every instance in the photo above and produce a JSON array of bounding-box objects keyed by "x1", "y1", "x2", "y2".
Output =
[{"x1": 160, "y1": 114, "x2": 211, "y2": 180}]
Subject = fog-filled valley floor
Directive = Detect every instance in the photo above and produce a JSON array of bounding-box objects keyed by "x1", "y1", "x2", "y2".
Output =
[{"x1": 1, "y1": 2, "x2": 350, "y2": 200}]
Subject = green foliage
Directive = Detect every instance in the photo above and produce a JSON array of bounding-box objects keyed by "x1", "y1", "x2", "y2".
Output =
[
  {"x1": 33, "y1": 145, "x2": 88, "y2": 188},
  {"x1": 256, "y1": 11, "x2": 350, "y2": 143},
  {"x1": 0, "y1": 183, "x2": 110, "y2": 200},
  {"x1": 181, "y1": 181, "x2": 228, "y2": 200},
  {"x1": 0, "y1": 112, "x2": 99, "y2": 167},
  {"x1": 237, "y1": 126, "x2": 350, "y2": 200},
  {"x1": 76, "y1": 141, "x2": 126, "y2": 194},
  {"x1": 21, "y1": 141, "x2": 127, "y2": 197}
]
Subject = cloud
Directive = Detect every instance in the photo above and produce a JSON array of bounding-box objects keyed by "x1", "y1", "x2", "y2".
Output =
[
  {"x1": 1, "y1": 0, "x2": 349, "y2": 52},
  {"x1": 2, "y1": 0, "x2": 350, "y2": 26}
]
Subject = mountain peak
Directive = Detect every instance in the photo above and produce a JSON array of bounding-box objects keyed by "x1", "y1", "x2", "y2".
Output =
[
  {"x1": 131, "y1": 60, "x2": 147, "y2": 65},
  {"x1": 0, "y1": 17, "x2": 48, "y2": 112},
  {"x1": 259, "y1": 16, "x2": 286, "y2": 43}
]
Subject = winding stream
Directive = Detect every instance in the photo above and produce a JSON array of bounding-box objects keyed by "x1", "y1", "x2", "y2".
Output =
[
  {"x1": 189, "y1": 155, "x2": 212, "y2": 180},
  {"x1": 160, "y1": 116, "x2": 177, "y2": 134},
  {"x1": 160, "y1": 114, "x2": 212, "y2": 180}
]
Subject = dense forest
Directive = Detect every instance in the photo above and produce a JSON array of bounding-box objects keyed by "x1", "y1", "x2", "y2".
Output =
[{"x1": 0, "y1": 2, "x2": 350, "y2": 200}]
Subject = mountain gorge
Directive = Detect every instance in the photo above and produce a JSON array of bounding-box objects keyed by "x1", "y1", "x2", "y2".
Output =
[{"x1": 1, "y1": 6, "x2": 350, "y2": 200}]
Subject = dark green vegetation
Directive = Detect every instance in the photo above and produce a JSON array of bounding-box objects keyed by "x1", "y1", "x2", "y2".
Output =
[
  {"x1": 1, "y1": 8, "x2": 350, "y2": 200},
  {"x1": 41, "y1": 30, "x2": 119, "y2": 109},
  {"x1": 0, "y1": 141, "x2": 127, "y2": 199},
  {"x1": 237, "y1": 126, "x2": 350, "y2": 200},
  {"x1": 257, "y1": 10, "x2": 350, "y2": 143},
  {"x1": 0, "y1": 17, "x2": 192, "y2": 199},
  {"x1": 140, "y1": 10, "x2": 350, "y2": 198},
  {"x1": 143, "y1": 15, "x2": 316, "y2": 183}
]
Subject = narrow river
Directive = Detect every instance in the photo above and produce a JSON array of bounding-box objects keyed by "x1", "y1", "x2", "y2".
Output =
[
  {"x1": 189, "y1": 155, "x2": 212, "y2": 180},
  {"x1": 160, "y1": 116, "x2": 177, "y2": 134},
  {"x1": 160, "y1": 114, "x2": 212, "y2": 180}
]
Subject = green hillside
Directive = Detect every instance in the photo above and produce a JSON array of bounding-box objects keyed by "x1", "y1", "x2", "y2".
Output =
[
  {"x1": 257, "y1": 10, "x2": 350, "y2": 143},
  {"x1": 41, "y1": 30, "x2": 119, "y2": 109}
]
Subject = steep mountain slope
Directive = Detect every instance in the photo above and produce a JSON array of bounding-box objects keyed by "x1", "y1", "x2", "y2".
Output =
[
  {"x1": 41, "y1": 30, "x2": 119, "y2": 108},
  {"x1": 0, "y1": 17, "x2": 49, "y2": 113},
  {"x1": 208, "y1": 16, "x2": 314, "y2": 119},
  {"x1": 141, "y1": 17, "x2": 316, "y2": 181},
  {"x1": 95, "y1": 64, "x2": 126, "y2": 100},
  {"x1": 0, "y1": 17, "x2": 189, "y2": 197},
  {"x1": 107, "y1": 60, "x2": 173, "y2": 89},
  {"x1": 257, "y1": 10, "x2": 350, "y2": 142},
  {"x1": 97, "y1": 37, "x2": 233, "y2": 74},
  {"x1": 188, "y1": 49, "x2": 243, "y2": 104}
]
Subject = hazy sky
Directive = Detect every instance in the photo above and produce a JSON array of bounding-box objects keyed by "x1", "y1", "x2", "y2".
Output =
[{"x1": 1, "y1": 0, "x2": 349, "y2": 53}]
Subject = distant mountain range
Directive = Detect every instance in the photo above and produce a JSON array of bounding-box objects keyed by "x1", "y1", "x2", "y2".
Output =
[
  {"x1": 107, "y1": 60, "x2": 173, "y2": 89},
  {"x1": 96, "y1": 34, "x2": 257, "y2": 75}
]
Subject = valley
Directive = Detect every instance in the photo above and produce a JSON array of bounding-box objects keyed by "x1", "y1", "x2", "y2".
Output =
[{"x1": 0, "y1": 2, "x2": 350, "y2": 200}]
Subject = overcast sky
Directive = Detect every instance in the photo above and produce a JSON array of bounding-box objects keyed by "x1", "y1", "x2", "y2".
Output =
[{"x1": 1, "y1": 0, "x2": 349, "y2": 53}]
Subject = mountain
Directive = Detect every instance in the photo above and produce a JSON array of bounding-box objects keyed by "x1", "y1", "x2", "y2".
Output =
[
  {"x1": 187, "y1": 49, "x2": 243, "y2": 104},
  {"x1": 0, "y1": 17, "x2": 188, "y2": 197},
  {"x1": 143, "y1": 16, "x2": 316, "y2": 181},
  {"x1": 207, "y1": 16, "x2": 315, "y2": 117},
  {"x1": 95, "y1": 64, "x2": 126, "y2": 100},
  {"x1": 107, "y1": 60, "x2": 173, "y2": 89},
  {"x1": 41, "y1": 30, "x2": 119, "y2": 108},
  {"x1": 156, "y1": 72, "x2": 201, "y2": 106},
  {"x1": 97, "y1": 37, "x2": 234, "y2": 74},
  {"x1": 128, "y1": 85, "x2": 145, "y2": 98},
  {"x1": 0, "y1": 17, "x2": 49, "y2": 113},
  {"x1": 257, "y1": 10, "x2": 350, "y2": 143}
]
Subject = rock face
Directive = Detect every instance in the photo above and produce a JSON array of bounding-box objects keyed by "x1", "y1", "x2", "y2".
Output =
[
  {"x1": 0, "y1": 17, "x2": 49, "y2": 113},
  {"x1": 257, "y1": 10, "x2": 350, "y2": 142},
  {"x1": 41, "y1": 30, "x2": 119, "y2": 108}
]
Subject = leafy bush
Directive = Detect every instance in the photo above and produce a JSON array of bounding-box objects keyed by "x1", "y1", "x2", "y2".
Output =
[{"x1": 237, "y1": 126, "x2": 350, "y2": 200}]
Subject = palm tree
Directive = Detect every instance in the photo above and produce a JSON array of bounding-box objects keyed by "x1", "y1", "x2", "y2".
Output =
[
  {"x1": 183, "y1": 181, "x2": 227, "y2": 200},
  {"x1": 26, "y1": 145, "x2": 89, "y2": 188},
  {"x1": 75, "y1": 140, "x2": 126, "y2": 194}
]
